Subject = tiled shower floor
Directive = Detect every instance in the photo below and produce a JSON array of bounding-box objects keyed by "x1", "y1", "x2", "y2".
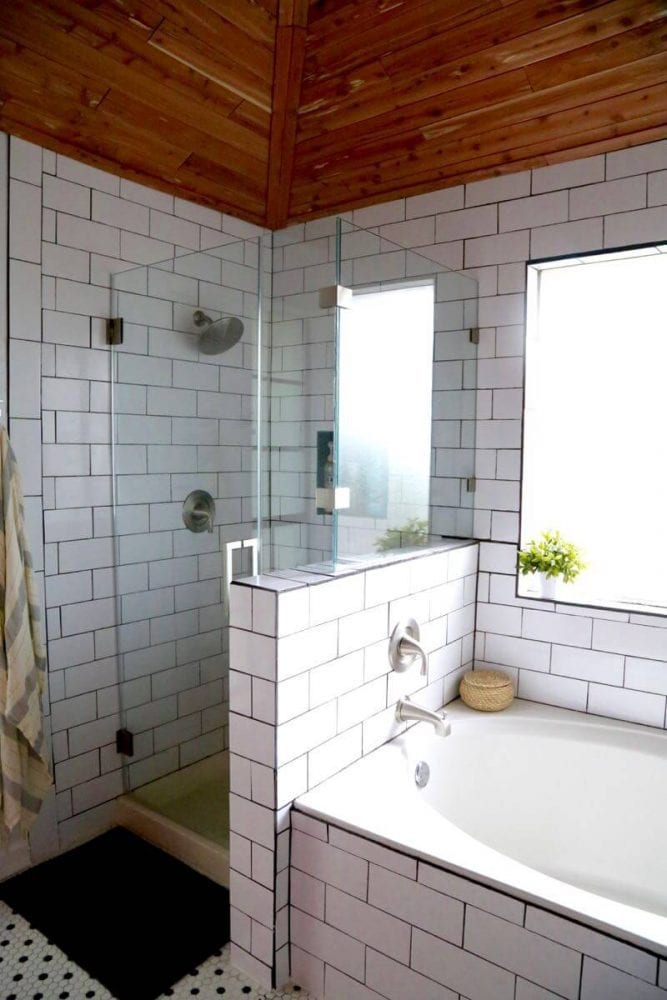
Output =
[{"x1": 0, "y1": 902, "x2": 310, "y2": 1000}]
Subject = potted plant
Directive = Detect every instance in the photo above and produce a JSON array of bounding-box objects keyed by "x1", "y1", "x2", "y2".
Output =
[
  {"x1": 518, "y1": 530, "x2": 586, "y2": 599},
  {"x1": 376, "y1": 517, "x2": 429, "y2": 552}
]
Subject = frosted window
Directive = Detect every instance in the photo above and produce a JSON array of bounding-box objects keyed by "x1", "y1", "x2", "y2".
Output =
[
  {"x1": 521, "y1": 248, "x2": 667, "y2": 614},
  {"x1": 337, "y1": 281, "x2": 434, "y2": 557}
]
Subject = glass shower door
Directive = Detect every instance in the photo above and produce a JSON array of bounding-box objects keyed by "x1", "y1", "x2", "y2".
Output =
[{"x1": 108, "y1": 238, "x2": 266, "y2": 852}]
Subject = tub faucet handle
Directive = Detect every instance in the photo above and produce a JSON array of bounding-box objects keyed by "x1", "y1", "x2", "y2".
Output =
[{"x1": 389, "y1": 619, "x2": 428, "y2": 675}]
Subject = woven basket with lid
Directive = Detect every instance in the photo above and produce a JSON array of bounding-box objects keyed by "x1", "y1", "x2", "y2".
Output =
[{"x1": 459, "y1": 669, "x2": 514, "y2": 712}]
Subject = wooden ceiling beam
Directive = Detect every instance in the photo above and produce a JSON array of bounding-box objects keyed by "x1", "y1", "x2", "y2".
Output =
[{"x1": 265, "y1": 0, "x2": 308, "y2": 229}]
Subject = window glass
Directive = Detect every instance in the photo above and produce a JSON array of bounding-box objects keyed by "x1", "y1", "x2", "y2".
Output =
[{"x1": 521, "y1": 247, "x2": 667, "y2": 614}]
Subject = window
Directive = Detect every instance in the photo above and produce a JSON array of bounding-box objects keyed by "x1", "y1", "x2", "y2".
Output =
[
  {"x1": 521, "y1": 245, "x2": 667, "y2": 615},
  {"x1": 337, "y1": 280, "x2": 434, "y2": 557}
]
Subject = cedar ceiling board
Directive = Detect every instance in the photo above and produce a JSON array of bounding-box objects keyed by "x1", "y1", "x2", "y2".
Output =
[
  {"x1": 295, "y1": 69, "x2": 534, "y2": 167},
  {"x1": 147, "y1": 25, "x2": 273, "y2": 111},
  {"x1": 288, "y1": 115, "x2": 667, "y2": 221},
  {"x1": 0, "y1": 3, "x2": 269, "y2": 161},
  {"x1": 199, "y1": 0, "x2": 276, "y2": 44},
  {"x1": 541, "y1": 121, "x2": 667, "y2": 164},
  {"x1": 74, "y1": 0, "x2": 163, "y2": 34},
  {"x1": 292, "y1": 84, "x2": 667, "y2": 215},
  {"x1": 0, "y1": 106, "x2": 266, "y2": 223},
  {"x1": 299, "y1": 38, "x2": 664, "y2": 150},
  {"x1": 296, "y1": 0, "x2": 664, "y2": 135},
  {"x1": 294, "y1": 50, "x2": 667, "y2": 184},
  {"x1": 291, "y1": 66, "x2": 667, "y2": 196},
  {"x1": 0, "y1": 40, "x2": 110, "y2": 108},
  {"x1": 305, "y1": 0, "x2": 492, "y2": 47},
  {"x1": 0, "y1": 4, "x2": 241, "y2": 116},
  {"x1": 525, "y1": 17, "x2": 667, "y2": 89},
  {"x1": 4, "y1": 2, "x2": 263, "y2": 134},
  {"x1": 230, "y1": 99, "x2": 272, "y2": 138},
  {"x1": 300, "y1": 0, "x2": 614, "y2": 98},
  {"x1": 1, "y1": 98, "x2": 187, "y2": 176},
  {"x1": 46, "y1": 0, "x2": 265, "y2": 116},
  {"x1": 178, "y1": 154, "x2": 266, "y2": 215},
  {"x1": 379, "y1": 0, "x2": 623, "y2": 77},
  {"x1": 2, "y1": 87, "x2": 189, "y2": 172},
  {"x1": 297, "y1": 0, "x2": 657, "y2": 134},
  {"x1": 302, "y1": 0, "x2": 503, "y2": 80},
  {"x1": 134, "y1": 0, "x2": 276, "y2": 59},
  {"x1": 0, "y1": 59, "x2": 266, "y2": 217},
  {"x1": 291, "y1": 78, "x2": 667, "y2": 199},
  {"x1": 176, "y1": 167, "x2": 266, "y2": 217},
  {"x1": 96, "y1": 89, "x2": 267, "y2": 191}
]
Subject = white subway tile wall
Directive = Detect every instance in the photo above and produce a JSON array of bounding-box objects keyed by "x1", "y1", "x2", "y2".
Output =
[
  {"x1": 291, "y1": 814, "x2": 667, "y2": 1000},
  {"x1": 228, "y1": 543, "x2": 477, "y2": 985},
  {"x1": 6, "y1": 133, "x2": 266, "y2": 864},
  {"x1": 271, "y1": 139, "x2": 667, "y2": 732},
  {"x1": 6, "y1": 129, "x2": 667, "y2": 980}
]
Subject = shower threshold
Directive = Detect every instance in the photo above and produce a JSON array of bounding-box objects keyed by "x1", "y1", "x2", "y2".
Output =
[{"x1": 115, "y1": 751, "x2": 229, "y2": 887}]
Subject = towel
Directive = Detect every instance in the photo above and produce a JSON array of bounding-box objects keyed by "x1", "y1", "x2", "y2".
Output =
[{"x1": 0, "y1": 427, "x2": 51, "y2": 836}]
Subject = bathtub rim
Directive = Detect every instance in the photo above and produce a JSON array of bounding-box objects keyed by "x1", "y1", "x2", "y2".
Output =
[{"x1": 294, "y1": 699, "x2": 667, "y2": 958}]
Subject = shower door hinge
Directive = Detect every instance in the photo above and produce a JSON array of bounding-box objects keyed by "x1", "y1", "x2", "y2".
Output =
[
  {"x1": 466, "y1": 476, "x2": 477, "y2": 492},
  {"x1": 469, "y1": 327, "x2": 480, "y2": 345},
  {"x1": 315, "y1": 486, "x2": 351, "y2": 513},
  {"x1": 116, "y1": 728, "x2": 134, "y2": 757},
  {"x1": 106, "y1": 317, "x2": 124, "y2": 345},
  {"x1": 319, "y1": 285, "x2": 352, "y2": 309}
]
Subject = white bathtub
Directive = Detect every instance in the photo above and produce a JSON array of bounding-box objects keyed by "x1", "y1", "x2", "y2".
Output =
[{"x1": 295, "y1": 699, "x2": 667, "y2": 955}]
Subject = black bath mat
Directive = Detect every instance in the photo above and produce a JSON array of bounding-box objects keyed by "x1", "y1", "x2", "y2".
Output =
[{"x1": 0, "y1": 826, "x2": 230, "y2": 1000}]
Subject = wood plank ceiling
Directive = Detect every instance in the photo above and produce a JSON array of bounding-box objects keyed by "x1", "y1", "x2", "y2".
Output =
[{"x1": 1, "y1": 0, "x2": 666, "y2": 230}]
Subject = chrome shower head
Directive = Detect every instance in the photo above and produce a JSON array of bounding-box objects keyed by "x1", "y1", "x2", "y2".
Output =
[{"x1": 193, "y1": 310, "x2": 244, "y2": 355}]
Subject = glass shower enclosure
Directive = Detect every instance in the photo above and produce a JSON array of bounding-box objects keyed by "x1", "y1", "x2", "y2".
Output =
[
  {"x1": 108, "y1": 236, "x2": 270, "y2": 879},
  {"x1": 106, "y1": 219, "x2": 477, "y2": 884},
  {"x1": 267, "y1": 217, "x2": 478, "y2": 572}
]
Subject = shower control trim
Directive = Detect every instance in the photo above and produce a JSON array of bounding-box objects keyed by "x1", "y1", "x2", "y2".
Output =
[
  {"x1": 182, "y1": 490, "x2": 216, "y2": 533},
  {"x1": 389, "y1": 618, "x2": 428, "y2": 675}
]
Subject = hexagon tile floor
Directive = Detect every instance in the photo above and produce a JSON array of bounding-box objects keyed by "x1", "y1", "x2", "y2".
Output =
[{"x1": 0, "y1": 901, "x2": 311, "y2": 1000}]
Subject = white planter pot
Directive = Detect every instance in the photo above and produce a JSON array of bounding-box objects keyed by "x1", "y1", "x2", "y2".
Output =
[{"x1": 525, "y1": 572, "x2": 558, "y2": 600}]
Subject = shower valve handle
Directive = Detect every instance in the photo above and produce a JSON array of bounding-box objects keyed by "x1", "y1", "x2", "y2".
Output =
[
  {"x1": 183, "y1": 490, "x2": 216, "y2": 533},
  {"x1": 389, "y1": 619, "x2": 428, "y2": 675}
]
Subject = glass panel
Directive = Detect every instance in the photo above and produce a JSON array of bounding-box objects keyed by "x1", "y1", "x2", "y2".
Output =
[
  {"x1": 332, "y1": 219, "x2": 478, "y2": 565},
  {"x1": 266, "y1": 222, "x2": 338, "y2": 570},
  {"x1": 109, "y1": 239, "x2": 264, "y2": 843}
]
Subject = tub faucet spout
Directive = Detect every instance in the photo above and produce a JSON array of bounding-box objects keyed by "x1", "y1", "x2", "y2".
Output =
[{"x1": 395, "y1": 696, "x2": 451, "y2": 737}]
